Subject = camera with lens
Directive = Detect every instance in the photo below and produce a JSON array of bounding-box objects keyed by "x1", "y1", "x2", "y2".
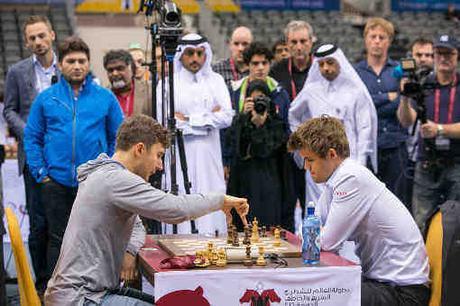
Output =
[
  {"x1": 400, "y1": 58, "x2": 434, "y2": 98},
  {"x1": 253, "y1": 95, "x2": 271, "y2": 115}
]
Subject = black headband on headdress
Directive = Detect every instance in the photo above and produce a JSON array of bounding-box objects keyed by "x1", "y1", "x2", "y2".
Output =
[
  {"x1": 178, "y1": 36, "x2": 208, "y2": 46},
  {"x1": 314, "y1": 44, "x2": 338, "y2": 58}
]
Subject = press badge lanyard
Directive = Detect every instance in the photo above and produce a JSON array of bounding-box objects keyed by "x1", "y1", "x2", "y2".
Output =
[
  {"x1": 434, "y1": 74, "x2": 457, "y2": 124},
  {"x1": 288, "y1": 56, "x2": 313, "y2": 100},
  {"x1": 229, "y1": 58, "x2": 239, "y2": 81},
  {"x1": 288, "y1": 58, "x2": 297, "y2": 100}
]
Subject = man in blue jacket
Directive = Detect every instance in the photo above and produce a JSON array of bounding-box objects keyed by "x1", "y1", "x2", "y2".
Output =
[{"x1": 24, "y1": 36, "x2": 123, "y2": 282}]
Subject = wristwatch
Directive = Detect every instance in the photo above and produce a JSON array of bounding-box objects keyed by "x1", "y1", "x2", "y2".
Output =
[{"x1": 437, "y1": 124, "x2": 445, "y2": 137}]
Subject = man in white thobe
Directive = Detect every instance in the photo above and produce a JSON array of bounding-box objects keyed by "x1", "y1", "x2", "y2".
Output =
[
  {"x1": 289, "y1": 44, "x2": 378, "y2": 205},
  {"x1": 158, "y1": 33, "x2": 234, "y2": 234}
]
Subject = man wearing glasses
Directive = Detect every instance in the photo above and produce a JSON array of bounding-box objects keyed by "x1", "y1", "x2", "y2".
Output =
[{"x1": 398, "y1": 34, "x2": 460, "y2": 232}]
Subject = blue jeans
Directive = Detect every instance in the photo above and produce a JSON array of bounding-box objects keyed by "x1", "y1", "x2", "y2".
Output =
[
  {"x1": 84, "y1": 289, "x2": 154, "y2": 306},
  {"x1": 412, "y1": 161, "x2": 460, "y2": 231},
  {"x1": 23, "y1": 166, "x2": 48, "y2": 291}
]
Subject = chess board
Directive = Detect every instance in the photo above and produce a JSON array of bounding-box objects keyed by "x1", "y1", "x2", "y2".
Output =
[{"x1": 157, "y1": 235, "x2": 301, "y2": 258}]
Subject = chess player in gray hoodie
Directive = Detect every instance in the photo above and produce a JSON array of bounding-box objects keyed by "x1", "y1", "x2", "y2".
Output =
[{"x1": 45, "y1": 114, "x2": 249, "y2": 306}]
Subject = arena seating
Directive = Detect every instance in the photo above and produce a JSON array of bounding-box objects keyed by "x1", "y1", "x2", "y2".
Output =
[{"x1": 211, "y1": 10, "x2": 460, "y2": 63}]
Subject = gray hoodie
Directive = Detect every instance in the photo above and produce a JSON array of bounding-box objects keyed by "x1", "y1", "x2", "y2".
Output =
[{"x1": 45, "y1": 154, "x2": 224, "y2": 305}]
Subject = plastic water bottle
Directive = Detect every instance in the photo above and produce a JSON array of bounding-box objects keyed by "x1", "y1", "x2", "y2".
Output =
[{"x1": 302, "y1": 201, "x2": 321, "y2": 264}]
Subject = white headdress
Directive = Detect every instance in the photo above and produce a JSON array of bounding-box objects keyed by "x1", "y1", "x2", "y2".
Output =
[{"x1": 174, "y1": 33, "x2": 213, "y2": 78}]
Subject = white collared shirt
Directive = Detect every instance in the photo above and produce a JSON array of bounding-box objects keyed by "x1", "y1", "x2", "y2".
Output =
[
  {"x1": 318, "y1": 158, "x2": 429, "y2": 286},
  {"x1": 33, "y1": 53, "x2": 57, "y2": 93}
]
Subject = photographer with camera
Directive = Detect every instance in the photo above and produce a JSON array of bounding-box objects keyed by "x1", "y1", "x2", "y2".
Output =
[
  {"x1": 227, "y1": 79, "x2": 286, "y2": 230},
  {"x1": 228, "y1": 42, "x2": 294, "y2": 230},
  {"x1": 398, "y1": 34, "x2": 460, "y2": 232}
]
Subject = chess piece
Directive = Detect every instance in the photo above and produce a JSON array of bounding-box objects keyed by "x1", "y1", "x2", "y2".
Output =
[
  {"x1": 243, "y1": 244, "x2": 253, "y2": 266},
  {"x1": 211, "y1": 249, "x2": 219, "y2": 265},
  {"x1": 207, "y1": 242, "x2": 214, "y2": 259},
  {"x1": 232, "y1": 229, "x2": 240, "y2": 246},
  {"x1": 194, "y1": 250, "x2": 210, "y2": 267},
  {"x1": 273, "y1": 227, "x2": 281, "y2": 247},
  {"x1": 243, "y1": 226, "x2": 251, "y2": 245},
  {"x1": 256, "y1": 246, "x2": 266, "y2": 266},
  {"x1": 261, "y1": 226, "x2": 267, "y2": 238},
  {"x1": 250, "y1": 218, "x2": 259, "y2": 243},
  {"x1": 216, "y1": 248, "x2": 227, "y2": 267},
  {"x1": 227, "y1": 226, "x2": 233, "y2": 245}
]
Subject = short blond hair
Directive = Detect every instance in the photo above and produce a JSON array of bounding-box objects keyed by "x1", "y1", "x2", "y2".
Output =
[
  {"x1": 287, "y1": 116, "x2": 350, "y2": 159},
  {"x1": 364, "y1": 17, "x2": 394, "y2": 41}
]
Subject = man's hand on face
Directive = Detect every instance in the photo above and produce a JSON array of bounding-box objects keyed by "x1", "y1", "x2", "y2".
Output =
[
  {"x1": 222, "y1": 195, "x2": 249, "y2": 227},
  {"x1": 120, "y1": 252, "x2": 138, "y2": 282}
]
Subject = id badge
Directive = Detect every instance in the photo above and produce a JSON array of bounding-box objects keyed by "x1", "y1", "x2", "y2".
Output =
[{"x1": 435, "y1": 136, "x2": 450, "y2": 151}]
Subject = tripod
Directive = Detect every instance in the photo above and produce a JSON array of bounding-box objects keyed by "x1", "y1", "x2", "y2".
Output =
[{"x1": 141, "y1": 0, "x2": 198, "y2": 234}]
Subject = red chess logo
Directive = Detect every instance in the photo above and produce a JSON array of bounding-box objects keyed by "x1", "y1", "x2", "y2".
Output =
[
  {"x1": 334, "y1": 190, "x2": 348, "y2": 197},
  {"x1": 240, "y1": 288, "x2": 281, "y2": 306},
  {"x1": 156, "y1": 286, "x2": 210, "y2": 306}
]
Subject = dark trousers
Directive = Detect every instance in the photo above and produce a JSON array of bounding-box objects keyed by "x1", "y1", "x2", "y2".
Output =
[
  {"x1": 362, "y1": 279, "x2": 429, "y2": 306},
  {"x1": 23, "y1": 166, "x2": 48, "y2": 291},
  {"x1": 41, "y1": 179, "x2": 77, "y2": 278},
  {"x1": 412, "y1": 161, "x2": 460, "y2": 231},
  {"x1": 377, "y1": 144, "x2": 409, "y2": 205}
]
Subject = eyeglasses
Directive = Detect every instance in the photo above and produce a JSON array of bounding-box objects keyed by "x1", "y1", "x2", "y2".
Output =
[{"x1": 183, "y1": 49, "x2": 205, "y2": 57}]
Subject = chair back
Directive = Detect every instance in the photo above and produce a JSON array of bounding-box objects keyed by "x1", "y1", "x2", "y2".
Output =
[
  {"x1": 426, "y1": 211, "x2": 442, "y2": 306},
  {"x1": 5, "y1": 207, "x2": 41, "y2": 306}
]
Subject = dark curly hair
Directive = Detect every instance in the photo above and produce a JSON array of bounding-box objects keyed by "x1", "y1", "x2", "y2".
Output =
[
  {"x1": 243, "y1": 42, "x2": 273, "y2": 65},
  {"x1": 116, "y1": 115, "x2": 170, "y2": 151}
]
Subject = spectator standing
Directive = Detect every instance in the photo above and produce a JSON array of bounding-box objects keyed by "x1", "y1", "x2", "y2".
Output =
[
  {"x1": 355, "y1": 17, "x2": 408, "y2": 203},
  {"x1": 24, "y1": 36, "x2": 123, "y2": 281},
  {"x1": 212, "y1": 26, "x2": 253, "y2": 89},
  {"x1": 270, "y1": 20, "x2": 314, "y2": 101},
  {"x1": 3, "y1": 15, "x2": 58, "y2": 293},
  {"x1": 104, "y1": 49, "x2": 151, "y2": 117},
  {"x1": 270, "y1": 20, "x2": 315, "y2": 219},
  {"x1": 272, "y1": 39, "x2": 290, "y2": 64},
  {"x1": 398, "y1": 34, "x2": 460, "y2": 231},
  {"x1": 157, "y1": 34, "x2": 234, "y2": 234},
  {"x1": 405, "y1": 38, "x2": 434, "y2": 211},
  {"x1": 227, "y1": 42, "x2": 291, "y2": 230}
]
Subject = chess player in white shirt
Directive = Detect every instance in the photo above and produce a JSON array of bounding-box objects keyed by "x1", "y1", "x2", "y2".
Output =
[
  {"x1": 289, "y1": 43, "x2": 378, "y2": 206},
  {"x1": 288, "y1": 116, "x2": 430, "y2": 306}
]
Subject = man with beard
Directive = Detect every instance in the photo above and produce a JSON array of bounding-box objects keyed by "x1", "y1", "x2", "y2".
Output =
[
  {"x1": 3, "y1": 15, "x2": 58, "y2": 294},
  {"x1": 104, "y1": 49, "x2": 151, "y2": 117},
  {"x1": 24, "y1": 36, "x2": 123, "y2": 283},
  {"x1": 157, "y1": 33, "x2": 234, "y2": 235}
]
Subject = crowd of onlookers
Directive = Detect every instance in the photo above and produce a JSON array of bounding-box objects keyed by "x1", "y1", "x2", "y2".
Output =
[{"x1": 0, "y1": 10, "x2": 459, "y2": 303}]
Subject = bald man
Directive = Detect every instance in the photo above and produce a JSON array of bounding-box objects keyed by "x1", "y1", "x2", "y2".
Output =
[{"x1": 212, "y1": 26, "x2": 253, "y2": 89}]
